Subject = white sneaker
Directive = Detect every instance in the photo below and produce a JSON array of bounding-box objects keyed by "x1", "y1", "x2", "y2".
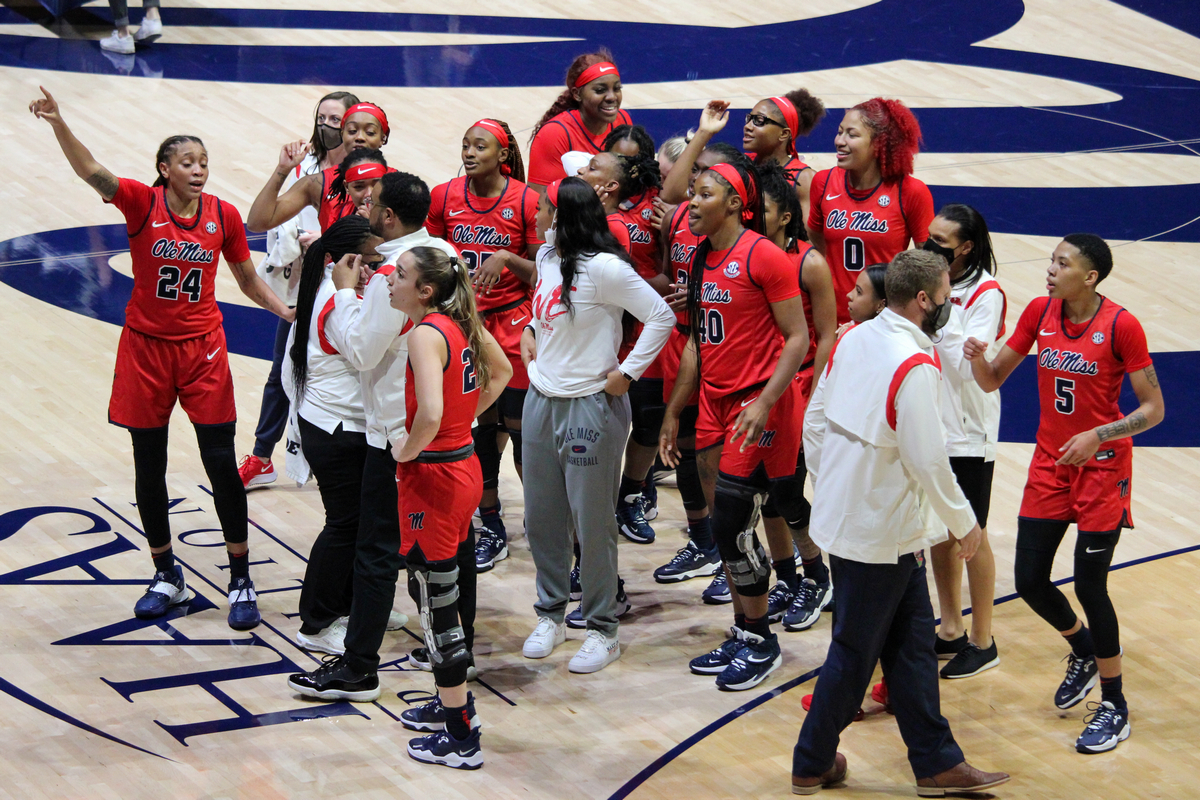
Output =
[
  {"x1": 568, "y1": 630, "x2": 621, "y2": 674},
  {"x1": 296, "y1": 618, "x2": 348, "y2": 655},
  {"x1": 522, "y1": 617, "x2": 566, "y2": 659},
  {"x1": 386, "y1": 610, "x2": 409, "y2": 630},
  {"x1": 99, "y1": 30, "x2": 135, "y2": 54},
  {"x1": 134, "y1": 17, "x2": 162, "y2": 43}
]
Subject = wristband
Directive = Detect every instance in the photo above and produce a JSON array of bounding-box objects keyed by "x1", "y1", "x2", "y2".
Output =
[{"x1": 621, "y1": 371, "x2": 636, "y2": 384}]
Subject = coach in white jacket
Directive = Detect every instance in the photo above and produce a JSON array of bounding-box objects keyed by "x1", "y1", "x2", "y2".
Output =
[{"x1": 791, "y1": 250, "x2": 1008, "y2": 797}]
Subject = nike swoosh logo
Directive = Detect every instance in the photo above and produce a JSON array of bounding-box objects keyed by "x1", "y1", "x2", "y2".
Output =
[
  {"x1": 825, "y1": 194, "x2": 841, "y2": 201},
  {"x1": 746, "y1": 652, "x2": 775, "y2": 663},
  {"x1": 598, "y1": 66, "x2": 614, "y2": 73},
  {"x1": 1085, "y1": 546, "x2": 1107, "y2": 554},
  {"x1": 206, "y1": 348, "x2": 221, "y2": 360},
  {"x1": 511, "y1": 316, "x2": 528, "y2": 326},
  {"x1": 740, "y1": 396, "x2": 757, "y2": 407},
  {"x1": 448, "y1": 210, "x2": 466, "y2": 216},
  {"x1": 152, "y1": 221, "x2": 170, "y2": 228},
  {"x1": 1040, "y1": 329, "x2": 1056, "y2": 336}
]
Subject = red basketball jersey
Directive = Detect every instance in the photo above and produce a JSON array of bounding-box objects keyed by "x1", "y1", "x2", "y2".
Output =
[
  {"x1": 405, "y1": 312, "x2": 480, "y2": 452},
  {"x1": 697, "y1": 230, "x2": 800, "y2": 395},
  {"x1": 789, "y1": 242, "x2": 819, "y2": 368},
  {"x1": 667, "y1": 203, "x2": 702, "y2": 325},
  {"x1": 1006, "y1": 296, "x2": 1153, "y2": 452},
  {"x1": 615, "y1": 188, "x2": 660, "y2": 280},
  {"x1": 527, "y1": 109, "x2": 634, "y2": 187},
  {"x1": 607, "y1": 212, "x2": 632, "y2": 251},
  {"x1": 425, "y1": 176, "x2": 541, "y2": 311},
  {"x1": 109, "y1": 178, "x2": 250, "y2": 340},
  {"x1": 808, "y1": 169, "x2": 934, "y2": 324}
]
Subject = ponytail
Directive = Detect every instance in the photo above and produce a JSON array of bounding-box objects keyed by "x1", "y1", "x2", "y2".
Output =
[
  {"x1": 407, "y1": 247, "x2": 491, "y2": 391},
  {"x1": 153, "y1": 135, "x2": 205, "y2": 187}
]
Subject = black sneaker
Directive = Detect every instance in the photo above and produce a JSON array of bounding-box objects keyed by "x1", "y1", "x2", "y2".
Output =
[
  {"x1": 569, "y1": 563, "x2": 582, "y2": 602},
  {"x1": 653, "y1": 541, "x2": 720, "y2": 584},
  {"x1": 1055, "y1": 652, "x2": 1099, "y2": 709},
  {"x1": 940, "y1": 640, "x2": 1000, "y2": 679},
  {"x1": 782, "y1": 578, "x2": 831, "y2": 632},
  {"x1": 400, "y1": 692, "x2": 481, "y2": 732},
  {"x1": 935, "y1": 632, "x2": 968, "y2": 660},
  {"x1": 701, "y1": 571, "x2": 732, "y2": 605},
  {"x1": 1075, "y1": 701, "x2": 1131, "y2": 753},
  {"x1": 766, "y1": 581, "x2": 794, "y2": 624},
  {"x1": 287, "y1": 654, "x2": 380, "y2": 702}
]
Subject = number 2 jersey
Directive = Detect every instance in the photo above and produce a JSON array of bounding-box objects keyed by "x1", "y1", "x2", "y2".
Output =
[
  {"x1": 1005, "y1": 295, "x2": 1153, "y2": 454},
  {"x1": 404, "y1": 311, "x2": 480, "y2": 453},
  {"x1": 808, "y1": 168, "x2": 933, "y2": 324},
  {"x1": 108, "y1": 177, "x2": 251, "y2": 340}
]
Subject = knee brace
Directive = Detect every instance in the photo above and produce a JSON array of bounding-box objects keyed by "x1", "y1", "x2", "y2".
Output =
[
  {"x1": 409, "y1": 560, "x2": 470, "y2": 686},
  {"x1": 675, "y1": 447, "x2": 707, "y2": 512},
  {"x1": 507, "y1": 427, "x2": 523, "y2": 468},
  {"x1": 1073, "y1": 532, "x2": 1121, "y2": 658},
  {"x1": 628, "y1": 384, "x2": 665, "y2": 448},
  {"x1": 712, "y1": 475, "x2": 770, "y2": 597},
  {"x1": 472, "y1": 422, "x2": 502, "y2": 490},
  {"x1": 768, "y1": 475, "x2": 811, "y2": 531}
]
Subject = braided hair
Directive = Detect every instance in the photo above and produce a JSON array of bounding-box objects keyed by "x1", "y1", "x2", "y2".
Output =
[
  {"x1": 152, "y1": 135, "x2": 205, "y2": 187},
  {"x1": 602, "y1": 124, "x2": 655, "y2": 158},
  {"x1": 289, "y1": 215, "x2": 376, "y2": 400},
  {"x1": 531, "y1": 49, "x2": 617, "y2": 141},
  {"x1": 758, "y1": 160, "x2": 805, "y2": 245},
  {"x1": 327, "y1": 148, "x2": 386, "y2": 206}
]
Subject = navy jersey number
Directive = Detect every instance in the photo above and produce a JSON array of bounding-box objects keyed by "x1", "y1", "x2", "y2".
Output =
[
  {"x1": 1054, "y1": 377, "x2": 1075, "y2": 415},
  {"x1": 156, "y1": 265, "x2": 203, "y2": 302},
  {"x1": 697, "y1": 309, "x2": 725, "y2": 344},
  {"x1": 462, "y1": 348, "x2": 478, "y2": 393},
  {"x1": 843, "y1": 236, "x2": 865, "y2": 272}
]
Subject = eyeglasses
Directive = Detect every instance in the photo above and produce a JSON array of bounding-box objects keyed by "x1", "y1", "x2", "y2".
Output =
[{"x1": 745, "y1": 112, "x2": 784, "y2": 129}]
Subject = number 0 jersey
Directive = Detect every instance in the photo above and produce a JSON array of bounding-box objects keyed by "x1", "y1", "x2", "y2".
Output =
[
  {"x1": 1005, "y1": 295, "x2": 1153, "y2": 453},
  {"x1": 696, "y1": 230, "x2": 800, "y2": 396},
  {"x1": 808, "y1": 168, "x2": 933, "y2": 324},
  {"x1": 404, "y1": 312, "x2": 480, "y2": 453},
  {"x1": 109, "y1": 178, "x2": 251, "y2": 340}
]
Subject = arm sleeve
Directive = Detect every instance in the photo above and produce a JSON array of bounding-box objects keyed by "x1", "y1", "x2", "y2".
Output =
[
  {"x1": 324, "y1": 271, "x2": 409, "y2": 371},
  {"x1": 219, "y1": 201, "x2": 252, "y2": 264},
  {"x1": 526, "y1": 123, "x2": 568, "y2": 188},
  {"x1": 807, "y1": 170, "x2": 827, "y2": 232},
  {"x1": 750, "y1": 243, "x2": 802, "y2": 303},
  {"x1": 894, "y1": 365, "x2": 978, "y2": 537},
  {"x1": 902, "y1": 176, "x2": 934, "y2": 244},
  {"x1": 595, "y1": 256, "x2": 674, "y2": 379},
  {"x1": 425, "y1": 182, "x2": 447, "y2": 239},
  {"x1": 1004, "y1": 296, "x2": 1048, "y2": 356},
  {"x1": 1113, "y1": 310, "x2": 1153, "y2": 373},
  {"x1": 107, "y1": 178, "x2": 153, "y2": 231}
]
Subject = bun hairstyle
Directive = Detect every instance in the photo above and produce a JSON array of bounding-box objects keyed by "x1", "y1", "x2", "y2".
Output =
[
  {"x1": 289, "y1": 214, "x2": 375, "y2": 400},
  {"x1": 406, "y1": 246, "x2": 491, "y2": 390},
  {"x1": 758, "y1": 160, "x2": 805, "y2": 244},
  {"x1": 328, "y1": 148, "x2": 387, "y2": 204},
  {"x1": 851, "y1": 97, "x2": 922, "y2": 182},
  {"x1": 153, "y1": 135, "x2": 205, "y2": 187},
  {"x1": 772, "y1": 88, "x2": 825, "y2": 138},
  {"x1": 531, "y1": 49, "x2": 618, "y2": 141}
]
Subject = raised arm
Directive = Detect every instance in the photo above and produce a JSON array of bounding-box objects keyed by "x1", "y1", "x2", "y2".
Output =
[
  {"x1": 29, "y1": 86, "x2": 118, "y2": 201},
  {"x1": 247, "y1": 141, "x2": 319, "y2": 233},
  {"x1": 659, "y1": 101, "x2": 729, "y2": 204}
]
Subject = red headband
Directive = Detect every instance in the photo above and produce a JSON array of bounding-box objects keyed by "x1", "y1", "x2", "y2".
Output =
[
  {"x1": 574, "y1": 61, "x2": 619, "y2": 88},
  {"x1": 545, "y1": 179, "x2": 562, "y2": 207},
  {"x1": 769, "y1": 96, "x2": 799, "y2": 155},
  {"x1": 346, "y1": 163, "x2": 386, "y2": 182},
  {"x1": 470, "y1": 119, "x2": 513, "y2": 175},
  {"x1": 342, "y1": 103, "x2": 389, "y2": 137},
  {"x1": 707, "y1": 163, "x2": 753, "y2": 222}
]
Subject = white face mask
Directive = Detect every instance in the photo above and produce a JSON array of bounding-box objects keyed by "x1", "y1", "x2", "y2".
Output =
[{"x1": 543, "y1": 211, "x2": 559, "y2": 248}]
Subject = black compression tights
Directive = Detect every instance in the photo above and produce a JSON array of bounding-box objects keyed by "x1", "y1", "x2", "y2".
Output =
[{"x1": 1014, "y1": 518, "x2": 1122, "y2": 658}]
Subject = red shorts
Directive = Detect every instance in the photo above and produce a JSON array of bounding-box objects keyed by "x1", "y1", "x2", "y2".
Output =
[
  {"x1": 397, "y1": 455, "x2": 483, "y2": 562},
  {"x1": 109, "y1": 326, "x2": 236, "y2": 429},
  {"x1": 659, "y1": 325, "x2": 698, "y2": 407},
  {"x1": 696, "y1": 380, "x2": 802, "y2": 481},
  {"x1": 483, "y1": 300, "x2": 531, "y2": 391},
  {"x1": 1019, "y1": 442, "x2": 1133, "y2": 533}
]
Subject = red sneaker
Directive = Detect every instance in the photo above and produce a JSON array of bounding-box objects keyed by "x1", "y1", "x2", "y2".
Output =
[
  {"x1": 871, "y1": 680, "x2": 892, "y2": 713},
  {"x1": 801, "y1": 693, "x2": 864, "y2": 721},
  {"x1": 238, "y1": 455, "x2": 276, "y2": 489}
]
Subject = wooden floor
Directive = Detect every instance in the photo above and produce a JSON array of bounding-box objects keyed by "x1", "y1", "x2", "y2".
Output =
[{"x1": 1, "y1": 1, "x2": 1199, "y2": 797}]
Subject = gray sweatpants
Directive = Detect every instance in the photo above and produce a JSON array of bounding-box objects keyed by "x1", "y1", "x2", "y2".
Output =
[{"x1": 523, "y1": 387, "x2": 630, "y2": 637}]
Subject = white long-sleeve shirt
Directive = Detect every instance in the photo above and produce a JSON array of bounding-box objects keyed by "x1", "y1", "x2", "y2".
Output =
[
  {"x1": 527, "y1": 244, "x2": 674, "y2": 398},
  {"x1": 805, "y1": 308, "x2": 976, "y2": 564},
  {"x1": 937, "y1": 273, "x2": 1006, "y2": 460},
  {"x1": 323, "y1": 228, "x2": 457, "y2": 448}
]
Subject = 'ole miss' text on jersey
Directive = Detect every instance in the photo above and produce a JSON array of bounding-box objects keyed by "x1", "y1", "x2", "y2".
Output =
[
  {"x1": 615, "y1": 188, "x2": 661, "y2": 281},
  {"x1": 108, "y1": 177, "x2": 251, "y2": 340},
  {"x1": 808, "y1": 168, "x2": 934, "y2": 324}
]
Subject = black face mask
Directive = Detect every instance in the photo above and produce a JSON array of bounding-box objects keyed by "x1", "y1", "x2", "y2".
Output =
[
  {"x1": 318, "y1": 124, "x2": 342, "y2": 151},
  {"x1": 922, "y1": 238, "x2": 957, "y2": 266},
  {"x1": 922, "y1": 294, "x2": 952, "y2": 335}
]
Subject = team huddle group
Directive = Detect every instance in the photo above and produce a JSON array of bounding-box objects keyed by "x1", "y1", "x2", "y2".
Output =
[{"x1": 29, "y1": 45, "x2": 1164, "y2": 792}]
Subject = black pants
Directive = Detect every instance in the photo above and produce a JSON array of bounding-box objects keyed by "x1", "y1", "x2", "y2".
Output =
[
  {"x1": 296, "y1": 416, "x2": 368, "y2": 633},
  {"x1": 252, "y1": 317, "x2": 291, "y2": 459},
  {"x1": 794, "y1": 553, "x2": 963, "y2": 780},
  {"x1": 343, "y1": 445, "x2": 404, "y2": 674}
]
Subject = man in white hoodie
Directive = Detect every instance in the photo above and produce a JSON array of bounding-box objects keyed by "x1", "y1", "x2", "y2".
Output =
[
  {"x1": 791, "y1": 250, "x2": 1008, "y2": 797},
  {"x1": 288, "y1": 172, "x2": 458, "y2": 702}
]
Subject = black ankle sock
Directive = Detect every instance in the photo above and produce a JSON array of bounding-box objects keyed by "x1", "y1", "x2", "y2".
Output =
[
  {"x1": 773, "y1": 557, "x2": 798, "y2": 592},
  {"x1": 802, "y1": 554, "x2": 829, "y2": 584},
  {"x1": 618, "y1": 474, "x2": 643, "y2": 502},
  {"x1": 227, "y1": 550, "x2": 250, "y2": 581},
  {"x1": 688, "y1": 516, "x2": 715, "y2": 553},
  {"x1": 1064, "y1": 625, "x2": 1095, "y2": 658},
  {"x1": 444, "y1": 700, "x2": 472, "y2": 740},
  {"x1": 152, "y1": 549, "x2": 175, "y2": 574},
  {"x1": 734, "y1": 613, "x2": 746, "y2": 630},
  {"x1": 743, "y1": 615, "x2": 771, "y2": 639},
  {"x1": 1100, "y1": 675, "x2": 1126, "y2": 709}
]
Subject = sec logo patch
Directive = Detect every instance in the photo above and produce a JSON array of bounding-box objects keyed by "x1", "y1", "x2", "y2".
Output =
[
  {"x1": 877, "y1": 194, "x2": 891, "y2": 207},
  {"x1": 641, "y1": 207, "x2": 653, "y2": 220},
  {"x1": 724, "y1": 261, "x2": 740, "y2": 278},
  {"x1": 205, "y1": 221, "x2": 217, "y2": 234},
  {"x1": 502, "y1": 207, "x2": 514, "y2": 220},
  {"x1": 1092, "y1": 331, "x2": 1105, "y2": 344}
]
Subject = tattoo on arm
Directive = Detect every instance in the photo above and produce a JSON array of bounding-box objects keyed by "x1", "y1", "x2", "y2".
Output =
[
  {"x1": 1143, "y1": 364, "x2": 1159, "y2": 389},
  {"x1": 1097, "y1": 411, "x2": 1148, "y2": 442},
  {"x1": 85, "y1": 169, "x2": 119, "y2": 200}
]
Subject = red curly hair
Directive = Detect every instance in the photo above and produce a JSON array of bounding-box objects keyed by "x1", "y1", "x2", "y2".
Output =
[{"x1": 852, "y1": 98, "x2": 922, "y2": 182}]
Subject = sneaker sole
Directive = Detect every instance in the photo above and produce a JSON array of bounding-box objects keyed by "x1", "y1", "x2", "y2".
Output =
[
  {"x1": 643, "y1": 507, "x2": 659, "y2": 522},
  {"x1": 702, "y1": 591, "x2": 733, "y2": 605},
  {"x1": 654, "y1": 562, "x2": 720, "y2": 583},
  {"x1": 782, "y1": 609, "x2": 821, "y2": 631},
  {"x1": 767, "y1": 605, "x2": 790, "y2": 624},
  {"x1": 940, "y1": 655, "x2": 1000, "y2": 680},
  {"x1": 568, "y1": 647, "x2": 620, "y2": 674},
  {"x1": 406, "y1": 742, "x2": 483, "y2": 770},
  {"x1": 244, "y1": 473, "x2": 277, "y2": 489},
  {"x1": 295, "y1": 635, "x2": 346, "y2": 656},
  {"x1": 401, "y1": 717, "x2": 444, "y2": 732},
  {"x1": 409, "y1": 658, "x2": 432, "y2": 672},
  {"x1": 1055, "y1": 672, "x2": 1099, "y2": 709},
  {"x1": 522, "y1": 637, "x2": 566, "y2": 659},
  {"x1": 689, "y1": 662, "x2": 731, "y2": 675},
  {"x1": 476, "y1": 545, "x2": 509, "y2": 572},
  {"x1": 916, "y1": 774, "x2": 1010, "y2": 797},
  {"x1": 716, "y1": 654, "x2": 782, "y2": 691},
  {"x1": 618, "y1": 525, "x2": 654, "y2": 544},
  {"x1": 1076, "y1": 722, "x2": 1131, "y2": 754},
  {"x1": 287, "y1": 679, "x2": 381, "y2": 703},
  {"x1": 386, "y1": 612, "x2": 410, "y2": 631},
  {"x1": 134, "y1": 33, "x2": 162, "y2": 43}
]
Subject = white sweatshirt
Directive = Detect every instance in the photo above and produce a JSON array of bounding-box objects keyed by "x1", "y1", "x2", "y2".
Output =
[
  {"x1": 936, "y1": 272, "x2": 1006, "y2": 460},
  {"x1": 527, "y1": 244, "x2": 673, "y2": 398}
]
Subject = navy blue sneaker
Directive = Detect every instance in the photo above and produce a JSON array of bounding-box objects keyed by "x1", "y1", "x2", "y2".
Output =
[
  {"x1": 716, "y1": 632, "x2": 782, "y2": 691},
  {"x1": 689, "y1": 626, "x2": 744, "y2": 675},
  {"x1": 566, "y1": 578, "x2": 630, "y2": 629},
  {"x1": 641, "y1": 480, "x2": 659, "y2": 522},
  {"x1": 1055, "y1": 652, "x2": 1099, "y2": 709},
  {"x1": 407, "y1": 728, "x2": 483, "y2": 770},
  {"x1": 227, "y1": 577, "x2": 261, "y2": 630},
  {"x1": 616, "y1": 492, "x2": 655, "y2": 543},
  {"x1": 474, "y1": 524, "x2": 508, "y2": 572},
  {"x1": 654, "y1": 541, "x2": 721, "y2": 583},
  {"x1": 782, "y1": 578, "x2": 831, "y2": 632},
  {"x1": 702, "y1": 571, "x2": 732, "y2": 605},
  {"x1": 401, "y1": 692, "x2": 481, "y2": 732},
  {"x1": 570, "y1": 563, "x2": 582, "y2": 601},
  {"x1": 1075, "y1": 701, "x2": 1131, "y2": 753},
  {"x1": 766, "y1": 581, "x2": 794, "y2": 623},
  {"x1": 133, "y1": 565, "x2": 190, "y2": 619}
]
